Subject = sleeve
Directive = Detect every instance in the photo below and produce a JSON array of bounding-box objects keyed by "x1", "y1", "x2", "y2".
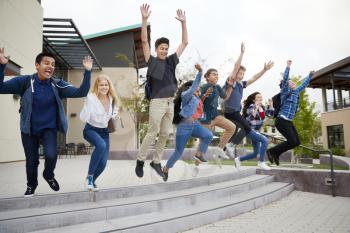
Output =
[
  {"x1": 79, "y1": 96, "x2": 91, "y2": 123},
  {"x1": 0, "y1": 64, "x2": 26, "y2": 95},
  {"x1": 295, "y1": 73, "x2": 312, "y2": 93},
  {"x1": 265, "y1": 106, "x2": 275, "y2": 118},
  {"x1": 59, "y1": 70, "x2": 92, "y2": 98},
  {"x1": 247, "y1": 104, "x2": 256, "y2": 121},
  {"x1": 181, "y1": 72, "x2": 202, "y2": 104},
  {"x1": 218, "y1": 85, "x2": 227, "y2": 99},
  {"x1": 169, "y1": 53, "x2": 179, "y2": 68},
  {"x1": 280, "y1": 67, "x2": 290, "y2": 91},
  {"x1": 146, "y1": 55, "x2": 155, "y2": 66}
]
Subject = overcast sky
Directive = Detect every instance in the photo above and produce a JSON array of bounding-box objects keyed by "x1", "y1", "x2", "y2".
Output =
[{"x1": 42, "y1": 0, "x2": 350, "y2": 111}]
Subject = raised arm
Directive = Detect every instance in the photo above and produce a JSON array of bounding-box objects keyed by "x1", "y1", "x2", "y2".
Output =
[
  {"x1": 60, "y1": 56, "x2": 92, "y2": 98},
  {"x1": 140, "y1": 4, "x2": 151, "y2": 63},
  {"x1": 296, "y1": 71, "x2": 314, "y2": 93},
  {"x1": 281, "y1": 60, "x2": 292, "y2": 88},
  {"x1": 0, "y1": 48, "x2": 24, "y2": 94},
  {"x1": 223, "y1": 78, "x2": 234, "y2": 100},
  {"x1": 229, "y1": 42, "x2": 245, "y2": 79},
  {"x1": 175, "y1": 9, "x2": 188, "y2": 58},
  {"x1": 246, "y1": 60, "x2": 274, "y2": 86},
  {"x1": 182, "y1": 64, "x2": 202, "y2": 103}
]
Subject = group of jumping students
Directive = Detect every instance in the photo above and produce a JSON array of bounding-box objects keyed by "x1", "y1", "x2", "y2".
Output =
[
  {"x1": 135, "y1": 4, "x2": 314, "y2": 182},
  {"x1": 0, "y1": 4, "x2": 314, "y2": 197}
]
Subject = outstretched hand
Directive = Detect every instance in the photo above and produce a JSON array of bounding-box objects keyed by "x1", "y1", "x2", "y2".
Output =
[
  {"x1": 175, "y1": 9, "x2": 186, "y2": 23},
  {"x1": 83, "y1": 56, "x2": 93, "y2": 71},
  {"x1": 241, "y1": 42, "x2": 245, "y2": 53},
  {"x1": 140, "y1": 4, "x2": 151, "y2": 20},
  {"x1": 195, "y1": 63, "x2": 202, "y2": 73},
  {"x1": 0, "y1": 48, "x2": 10, "y2": 65},
  {"x1": 264, "y1": 61, "x2": 274, "y2": 71}
]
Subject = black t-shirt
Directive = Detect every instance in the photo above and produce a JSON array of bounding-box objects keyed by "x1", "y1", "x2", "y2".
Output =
[{"x1": 146, "y1": 53, "x2": 179, "y2": 99}]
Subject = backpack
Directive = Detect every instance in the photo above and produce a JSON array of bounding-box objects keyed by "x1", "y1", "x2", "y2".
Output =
[
  {"x1": 172, "y1": 94, "x2": 183, "y2": 124},
  {"x1": 144, "y1": 76, "x2": 152, "y2": 101},
  {"x1": 272, "y1": 92, "x2": 296, "y2": 118},
  {"x1": 271, "y1": 93, "x2": 281, "y2": 118}
]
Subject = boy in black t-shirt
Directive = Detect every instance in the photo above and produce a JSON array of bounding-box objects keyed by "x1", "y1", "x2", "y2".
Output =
[{"x1": 135, "y1": 4, "x2": 188, "y2": 178}]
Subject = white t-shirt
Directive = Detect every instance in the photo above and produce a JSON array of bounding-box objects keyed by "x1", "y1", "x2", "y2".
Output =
[{"x1": 80, "y1": 93, "x2": 118, "y2": 128}]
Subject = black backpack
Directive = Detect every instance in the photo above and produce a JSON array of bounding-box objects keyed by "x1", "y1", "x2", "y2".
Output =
[
  {"x1": 271, "y1": 93, "x2": 281, "y2": 118},
  {"x1": 144, "y1": 76, "x2": 152, "y2": 101},
  {"x1": 172, "y1": 94, "x2": 183, "y2": 124}
]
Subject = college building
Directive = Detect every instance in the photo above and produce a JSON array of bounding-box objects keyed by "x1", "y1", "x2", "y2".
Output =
[{"x1": 0, "y1": 0, "x2": 149, "y2": 162}]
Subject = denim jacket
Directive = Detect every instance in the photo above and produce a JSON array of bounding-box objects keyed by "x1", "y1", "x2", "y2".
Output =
[
  {"x1": 179, "y1": 72, "x2": 203, "y2": 119},
  {"x1": 0, "y1": 64, "x2": 91, "y2": 134}
]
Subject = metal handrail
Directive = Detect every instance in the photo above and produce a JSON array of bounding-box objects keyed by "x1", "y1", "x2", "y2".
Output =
[{"x1": 262, "y1": 133, "x2": 335, "y2": 197}]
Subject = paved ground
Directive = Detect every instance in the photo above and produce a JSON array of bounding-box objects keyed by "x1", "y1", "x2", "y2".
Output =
[
  {"x1": 0, "y1": 156, "x2": 237, "y2": 198},
  {"x1": 183, "y1": 191, "x2": 350, "y2": 233}
]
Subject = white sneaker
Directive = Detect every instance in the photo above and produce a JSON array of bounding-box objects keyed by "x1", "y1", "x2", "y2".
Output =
[
  {"x1": 85, "y1": 175, "x2": 94, "y2": 190},
  {"x1": 234, "y1": 157, "x2": 241, "y2": 169},
  {"x1": 92, "y1": 183, "x2": 99, "y2": 192},
  {"x1": 226, "y1": 146, "x2": 235, "y2": 158},
  {"x1": 213, "y1": 154, "x2": 222, "y2": 169},
  {"x1": 258, "y1": 161, "x2": 271, "y2": 170},
  {"x1": 216, "y1": 147, "x2": 230, "y2": 160}
]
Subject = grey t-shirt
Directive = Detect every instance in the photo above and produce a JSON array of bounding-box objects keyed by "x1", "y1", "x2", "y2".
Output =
[{"x1": 146, "y1": 53, "x2": 179, "y2": 99}]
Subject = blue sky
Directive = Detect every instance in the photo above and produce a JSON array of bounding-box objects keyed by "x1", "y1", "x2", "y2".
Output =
[{"x1": 42, "y1": 0, "x2": 350, "y2": 111}]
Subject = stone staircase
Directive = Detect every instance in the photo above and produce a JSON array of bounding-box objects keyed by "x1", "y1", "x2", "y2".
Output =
[{"x1": 0, "y1": 168, "x2": 294, "y2": 233}]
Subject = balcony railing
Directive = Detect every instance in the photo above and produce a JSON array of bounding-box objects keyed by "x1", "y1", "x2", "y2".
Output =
[{"x1": 326, "y1": 97, "x2": 350, "y2": 111}]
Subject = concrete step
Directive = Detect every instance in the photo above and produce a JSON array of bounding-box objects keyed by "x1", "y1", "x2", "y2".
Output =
[
  {"x1": 0, "y1": 168, "x2": 256, "y2": 211},
  {"x1": 32, "y1": 182, "x2": 295, "y2": 233},
  {"x1": 0, "y1": 173, "x2": 272, "y2": 232}
]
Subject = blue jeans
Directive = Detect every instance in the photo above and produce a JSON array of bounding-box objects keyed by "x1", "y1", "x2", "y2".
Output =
[
  {"x1": 240, "y1": 130, "x2": 269, "y2": 162},
  {"x1": 83, "y1": 123, "x2": 110, "y2": 181},
  {"x1": 21, "y1": 129, "x2": 57, "y2": 188},
  {"x1": 166, "y1": 120, "x2": 213, "y2": 169}
]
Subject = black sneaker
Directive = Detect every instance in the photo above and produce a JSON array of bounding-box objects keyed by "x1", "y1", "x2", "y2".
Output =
[
  {"x1": 163, "y1": 168, "x2": 168, "y2": 182},
  {"x1": 266, "y1": 150, "x2": 274, "y2": 164},
  {"x1": 24, "y1": 186, "x2": 36, "y2": 197},
  {"x1": 150, "y1": 161, "x2": 164, "y2": 178},
  {"x1": 44, "y1": 177, "x2": 60, "y2": 191},
  {"x1": 135, "y1": 160, "x2": 144, "y2": 178},
  {"x1": 194, "y1": 154, "x2": 208, "y2": 163},
  {"x1": 273, "y1": 154, "x2": 280, "y2": 166}
]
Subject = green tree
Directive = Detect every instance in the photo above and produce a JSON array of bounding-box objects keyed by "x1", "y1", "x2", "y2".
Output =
[{"x1": 290, "y1": 75, "x2": 321, "y2": 157}]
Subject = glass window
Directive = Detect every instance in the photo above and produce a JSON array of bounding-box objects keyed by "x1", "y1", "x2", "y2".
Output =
[{"x1": 327, "y1": 124, "x2": 344, "y2": 149}]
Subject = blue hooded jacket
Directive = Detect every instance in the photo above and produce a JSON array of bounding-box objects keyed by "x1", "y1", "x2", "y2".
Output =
[{"x1": 0, "y1": 64, "x2": 91, "y2": 134}]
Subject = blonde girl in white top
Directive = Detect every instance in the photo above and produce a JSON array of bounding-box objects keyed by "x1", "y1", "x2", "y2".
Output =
[{"x1": 80, "y1": 74, "x2": 118, "y2": 191}]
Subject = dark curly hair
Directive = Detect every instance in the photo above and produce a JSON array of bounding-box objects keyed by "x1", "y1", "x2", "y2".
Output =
[{"x1": 242, "y1": 92, "x2": 264, "y2": 118}]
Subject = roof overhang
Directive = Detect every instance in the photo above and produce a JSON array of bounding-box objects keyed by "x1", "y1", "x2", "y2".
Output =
[
  {"x1": 309, "y1": 56, "x2": 350, "y2": 90},
  {"x1": 84, "y1": 23, "x2": 151, "y2": 69},
  {"x1": 43, "y1": 18, "x2": 102, "y2": 70},
  {"x1": 4, "y1": 60, "x2": 22, "y2": 76}
]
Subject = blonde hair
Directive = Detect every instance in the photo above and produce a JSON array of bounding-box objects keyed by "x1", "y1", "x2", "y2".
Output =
[{"x1": 92, "y1": 74, "x2": 118, "y2": 106}]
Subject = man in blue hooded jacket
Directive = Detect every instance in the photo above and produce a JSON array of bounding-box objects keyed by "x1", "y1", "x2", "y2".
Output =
[{"x1": 0, "y1": 48, "x2": 93, "y2": 197}]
